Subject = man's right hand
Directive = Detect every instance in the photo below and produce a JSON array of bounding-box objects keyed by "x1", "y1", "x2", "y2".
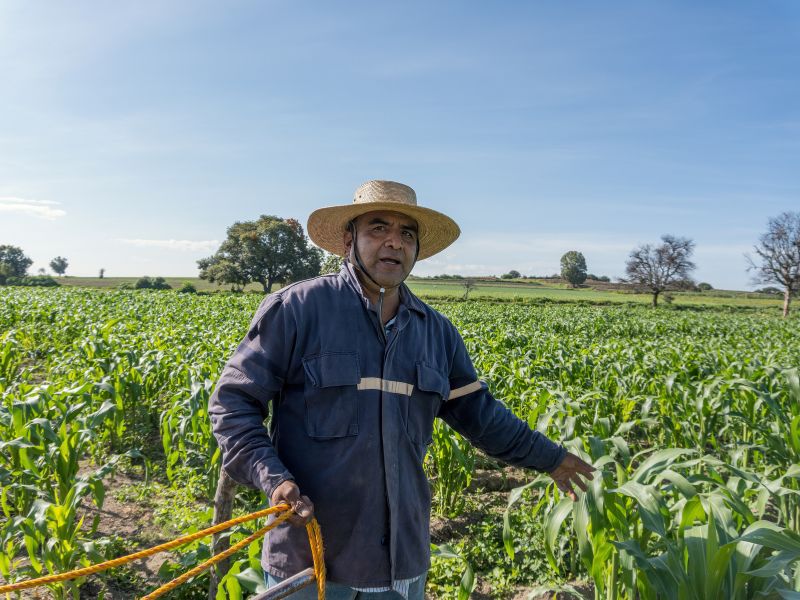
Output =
[
  {"x1": 271, "y1": 480, "x2": 315, "y2": 527},
  {"x1": 548, "y1": 451, "x2": 596, "y2": 501}
]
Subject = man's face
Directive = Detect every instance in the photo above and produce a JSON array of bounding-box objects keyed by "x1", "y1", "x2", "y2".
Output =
[{"x1": 344, "y1": 210, "x2": 419, "y2": 290}]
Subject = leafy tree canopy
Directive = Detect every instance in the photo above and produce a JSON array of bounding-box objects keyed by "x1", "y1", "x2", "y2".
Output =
[
  {"x1": 135, "y1": 276, "x2": 171, "y2": 290},
  {"x1": 198, "y1": 215, "x2": 321, "y2": 293},
  {"x1": 50, "y1": 256, "x2": 69, "y2": 276},
  {"x1": 624, "y1": 235, "x2": 696, "y2": 307},
  {"x1": 320, "y1": 252, "x2": 343, "y2": 275},
  {"x1": 0, "y1": 245, "x2": 33, "y2": 285},
  {"x1": 560, "y1": 251, "x2": 588, "y2": 287}
]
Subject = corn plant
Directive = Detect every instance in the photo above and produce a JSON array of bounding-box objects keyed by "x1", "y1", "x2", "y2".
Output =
[
  {"x1": 425, "y1": 421, "x2": 475, "y2": 517},
  {"x1": 613, "y1": 507, "x2": 800, "y2": 598},
  {"x1": 0, "y1": 331, "x2": 21, "y2": 393},
  {"x1": 504, "y1": 438, "x2": 800, "y2": 599},
  {"x1": 161, "y1": 376, "x2": 220, "y2": 497},
  {"x1": 0, "y1": 379, "x2": 139, "y2": 597},
  {"x1": 2, "y1": 288, "x2": 799, "y2": 598}
]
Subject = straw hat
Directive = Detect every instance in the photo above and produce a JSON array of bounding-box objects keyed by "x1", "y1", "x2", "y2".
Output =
[{"x1": 307, "y1": 180, "x2": 460, "y2": 260}]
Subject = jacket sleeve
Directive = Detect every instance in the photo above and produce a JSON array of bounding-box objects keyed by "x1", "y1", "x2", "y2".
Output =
[
  {"x1": 208, "y1": 293, "x2": 295, "y2": 498},
  {"x1": 438, "y1": 328, "x2": 566, "y2": 473}
]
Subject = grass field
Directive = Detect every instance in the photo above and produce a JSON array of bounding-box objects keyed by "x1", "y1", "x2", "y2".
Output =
[
  {"x1": 407, "y1": 279, "x2": 784, "y2": 308},
  {"x1": 413, "y1": 276, "x2": 785, "y2": 309},
  {"x1": 53, "y1": 275, "x2": 785, "y2": 310}
]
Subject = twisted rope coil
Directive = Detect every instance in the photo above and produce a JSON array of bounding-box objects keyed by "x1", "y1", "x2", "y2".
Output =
[{"x1": 0, "y1": 504, "x2": 325, "y2": 600}]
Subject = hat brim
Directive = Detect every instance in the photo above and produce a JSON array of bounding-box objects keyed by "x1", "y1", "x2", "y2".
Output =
[{"x1": 307, "y1": 202, "x2": 460, "y2": 260}]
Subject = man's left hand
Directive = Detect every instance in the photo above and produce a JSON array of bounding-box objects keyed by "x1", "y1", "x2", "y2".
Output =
[{"x1": 549, "y1": 452, "x2": 596, "y2": 501}]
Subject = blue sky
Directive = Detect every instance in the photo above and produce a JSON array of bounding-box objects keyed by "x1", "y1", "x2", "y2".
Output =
[{"x1": 1, "y1": 1, "x2": 798, "y2": 290}]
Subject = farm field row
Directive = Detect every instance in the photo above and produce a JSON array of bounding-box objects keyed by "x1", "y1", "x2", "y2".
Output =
[
  {"x1": 52, "y1": 275, "x2": 785, "y2": 309},
  {"x1": 407, "y1": 280, "x2": 783, "y2": 308},
  {"x1": 0, "y1": 287, "x2": 799, "y2": 598}
]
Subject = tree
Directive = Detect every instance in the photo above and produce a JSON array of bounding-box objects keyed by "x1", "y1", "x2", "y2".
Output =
[
  {"x1": 461, "y1": 279, "x2": 476, "y2": 301},
  {"x1": 99, "y1": 268, "x2": 105, "y2": 279},
  {"x1": 624, "y1": 235, "x2": 696, "y2": 307},
  {"x1": 135, "y1": 277, "x2": 153, "y2": 289},
  {"x1": 560, "y1": 251, "x2": 588, "y2": 287},
  {"x1": 135, "y1": 276, "x2": 171, "y2": 290},
  {"x1": 197, "y1": 256, "x2": 249, "y2": 292},
  {"x1": 501, "y1": 270, "x2": 521, "y2": 279},
  {"x1": 50, "y1": 256, "x2": 69, "y2": 276},
  {"x1": 747, "y1": 212, "x2": 800, "y2": 318},
  {"x1": 0, "y1": 245, "x2": 32, "y2": 285},
  {"x1": 198, "y1": 215, "x2": 322, "y2": 293},
  {"x1": 756, "y1": 286, "x2": 782, "y2": 295},
  {"x1": 320, "y1": 252, "x2": 343, "y2": 275}
]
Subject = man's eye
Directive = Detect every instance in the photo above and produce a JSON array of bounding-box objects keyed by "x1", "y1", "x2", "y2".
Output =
[{"x1": 402, "y1": 231, "x2": 416, "y2": 240}]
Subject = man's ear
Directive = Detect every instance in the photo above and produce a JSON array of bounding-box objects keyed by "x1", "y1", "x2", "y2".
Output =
[{"x1": 343, "y1": 228, "x2": 353, "y2": 253}]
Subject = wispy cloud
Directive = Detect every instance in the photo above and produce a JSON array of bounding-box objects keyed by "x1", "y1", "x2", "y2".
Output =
[
  {"x1": 0, "y1": 197, "x2": 66, "y2": 220},
  {"x1": 119, "y1": 238, "x2": 220, "y2": 252}
]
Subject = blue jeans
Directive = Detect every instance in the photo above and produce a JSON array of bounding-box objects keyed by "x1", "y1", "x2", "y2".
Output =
[{"x1": 263, "y1": 571, "x2": 427, "y2": 599}]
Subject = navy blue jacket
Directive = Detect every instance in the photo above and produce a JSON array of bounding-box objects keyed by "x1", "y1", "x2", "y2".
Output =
[{"x1": 208, "y1": 262, "x2": 565, "y2": 588}]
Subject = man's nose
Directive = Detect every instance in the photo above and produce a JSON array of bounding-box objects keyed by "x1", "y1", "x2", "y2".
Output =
[{"x1": 384, "y1": 229, "x2": 403, "y2": 249}]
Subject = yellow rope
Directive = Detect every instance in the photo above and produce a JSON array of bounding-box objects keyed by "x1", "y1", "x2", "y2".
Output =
[
  {"x1": 307, "y1": 519, "x2": 326, "y2": 599},
  {"x1": 142, "y1": 510, "x2": 294, "y2": 600},
  {"x1": 0, "y1": 504, "x2": 325, "y2": 599}
]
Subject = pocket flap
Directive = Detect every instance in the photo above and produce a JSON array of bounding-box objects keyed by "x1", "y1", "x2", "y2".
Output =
[
  {"x1": 303, "y1": 352, "x2": 360, "y2": 388},
  {"x1": 415, "y1": 362, "x2": 449, "y2": 398}
]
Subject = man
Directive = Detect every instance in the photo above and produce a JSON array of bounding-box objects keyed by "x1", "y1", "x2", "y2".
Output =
[{"x1": 209, "y1": 180, "x2": 595, "y2": 599}]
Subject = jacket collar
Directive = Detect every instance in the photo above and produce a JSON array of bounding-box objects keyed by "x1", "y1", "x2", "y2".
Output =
[
  {"x1": 339, "y1": 260, "x2": 426, "y2": 318},
  {"x1": 398, "y1": 281, "x2": 427, "y2": 317}
]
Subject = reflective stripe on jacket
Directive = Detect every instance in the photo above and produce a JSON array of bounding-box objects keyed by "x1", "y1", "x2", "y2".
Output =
[{"x1": 208, "y1": 262, "x2": 566, "y2": 588}]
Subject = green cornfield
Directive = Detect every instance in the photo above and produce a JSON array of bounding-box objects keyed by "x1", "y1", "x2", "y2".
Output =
[{"x1": 1, "y1": 287, "x2": 799, "y2": 599}]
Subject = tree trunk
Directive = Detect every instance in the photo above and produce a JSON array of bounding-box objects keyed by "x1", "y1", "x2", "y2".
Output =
[
  {"x1": 652, "y1": 290, "x2": 659, "y2": 308},
  {"x1": 784, "y1": 288, "x2": 791, "y2": 318},
  {"x1": 209, "y1": 468, "x2": 237, "y2": 600}
]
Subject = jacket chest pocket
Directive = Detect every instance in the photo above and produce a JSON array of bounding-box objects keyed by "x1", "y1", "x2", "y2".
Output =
[
  {"x1": 406, "y1": 362, "x2": 449, "y2": 446},
  {"x1": 302, "y1": 352, "x2": 360, "y2": 439}
]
